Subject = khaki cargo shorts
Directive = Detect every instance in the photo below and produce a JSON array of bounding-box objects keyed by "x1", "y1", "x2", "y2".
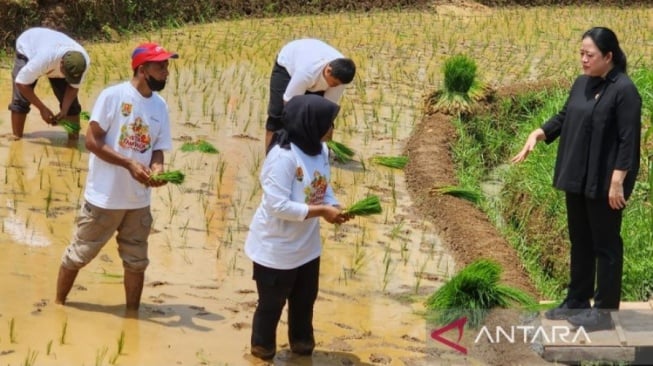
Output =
[{"x1": 61, "y1": 201, "x2": 153, "y2": 272}]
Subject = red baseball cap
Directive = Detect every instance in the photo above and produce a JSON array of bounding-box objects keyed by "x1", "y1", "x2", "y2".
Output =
[{"x1": 131, "y1": 43, "x2": 178, "y2": 70}]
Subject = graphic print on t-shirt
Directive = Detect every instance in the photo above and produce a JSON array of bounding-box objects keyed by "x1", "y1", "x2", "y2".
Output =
[
  {"x1": 304, "y1": 170, "x2": 327, "y2": 204},
  {"x1": 119, "y1": 116, "x2": 151, "y2": 153},
  {"x1": 121, "y1": 102, "x2": 133, "y2": 116}
]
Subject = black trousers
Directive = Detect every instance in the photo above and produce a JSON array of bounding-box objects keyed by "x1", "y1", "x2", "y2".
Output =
[
  {"x1": 265, "y1": 60, "x2": 324, "y2": 132},
  {"x1": 565, "y1": 192, "x2": 623, "y2": 309},
  {"x1": 251, "y1": 257, "x2": 320, "y2": 350}
]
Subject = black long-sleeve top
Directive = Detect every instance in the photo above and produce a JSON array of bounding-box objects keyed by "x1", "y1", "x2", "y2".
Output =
[{"x1": 541, "y1": 68, "x2": 641, "y2": 200}]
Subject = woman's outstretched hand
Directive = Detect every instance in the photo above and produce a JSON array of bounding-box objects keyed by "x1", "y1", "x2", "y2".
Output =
[{"x1": 511, "y1": 128, "x2": 545, "y2": 163}]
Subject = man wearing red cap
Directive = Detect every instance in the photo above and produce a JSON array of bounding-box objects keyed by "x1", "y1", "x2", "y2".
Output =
[
  {"x1": 55, "y1": 43, "x2": 178, "y2": 314},
  {"x1": 8, "y1": 27, "x2": 90, "y2": 141}
]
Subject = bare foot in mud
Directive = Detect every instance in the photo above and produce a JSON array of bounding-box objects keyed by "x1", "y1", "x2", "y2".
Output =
[{"x1": 2, "y1": 133, "x2": 22, "y2": 141}]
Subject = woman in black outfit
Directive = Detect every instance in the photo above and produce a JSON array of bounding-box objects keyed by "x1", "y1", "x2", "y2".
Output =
[{"x1": 512, "y1": 26, "x2": 641, "y2": 331}]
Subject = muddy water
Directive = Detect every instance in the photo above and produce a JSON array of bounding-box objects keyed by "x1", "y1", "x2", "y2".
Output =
[
  {"x1": 0, "y1": 20, "x2": 457, "y2": 366},
  {"x1": 1, "y1": 6, "x2": 650, "y2": 366}
]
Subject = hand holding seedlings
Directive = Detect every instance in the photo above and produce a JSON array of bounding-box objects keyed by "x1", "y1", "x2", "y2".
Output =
[
  {"x1": 321, "y1": 205, "x2": 352, "y2": 225},
  {"x1": 126, "y1": 160, "x2": 152, "y2": 185}
]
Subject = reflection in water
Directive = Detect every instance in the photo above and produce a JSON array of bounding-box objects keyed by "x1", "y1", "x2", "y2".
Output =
[{"x1": 2, "y1": 214, "x2": 51, "y2": 247}]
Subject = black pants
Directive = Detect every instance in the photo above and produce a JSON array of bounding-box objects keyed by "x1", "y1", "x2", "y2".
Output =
[
  {"x1": 251, "y1": 257, "x2": 320, "y2": 350},
  {"x1": 265, "y1": 61, "x2": 324, "y2": 132},
  {"x1": 565, "y1": 192, "x2": 623, "y2": 309}
]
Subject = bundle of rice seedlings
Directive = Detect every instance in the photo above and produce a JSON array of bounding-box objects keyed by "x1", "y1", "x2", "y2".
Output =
[
  {"x1": 180, "y1": 140, "x2": 219, "y2": 154},
  {"x1": 343, "y1": 195, "x2": 382, "y2": 216},
  {"x1": 58, "y1": 119, "x2": 81, "y2": 134},
  {"x1": 327, "y1": 140, "x2": 355, "y2": 163},
  {"x1": 150, "y1": 170, "x2": 185, "y2": 185},
  {"x1": 371, "y1": 155, "x2": 409, "y2": 169},
  {"x1": 80, "y1": 111, "x2": 91, "y2": 121},
  {"x1": 431, "y1": 185, "x2": 481, "y2": 204},
  {"x1": 425, "y1": 259, "x2": 535, "y2": 328}
]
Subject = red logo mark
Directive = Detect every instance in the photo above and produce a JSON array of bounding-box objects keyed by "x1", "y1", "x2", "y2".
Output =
[{"x1": 430, "y1": 316, "x2": 467, "y2": 354}]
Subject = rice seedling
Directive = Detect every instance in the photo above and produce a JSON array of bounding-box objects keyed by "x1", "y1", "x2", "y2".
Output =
[
  {"x1": 46, "y1": 340, "x2": 53, "y2": 355},
  {"x1": 247, "y1": 149, "x2": 262, "y2": 179},
  {"x1": 349, "y1": 233, "x2": 367, "y2": 276},
  {"x1": 327, "y1": 140, "x2": 355, "y2": 163},
  {"x1": 343, "y1": 195, "x2": 382, "y2": 216},
  {"x1": 22, "y1": 349, "x2": 38, "y2": 366},
  {"x1": 425, "y1": 259, "x2": 535, "y2": 328},
  {"x1": 371, "y1": 155, "x2": 408, "y2": 169},
  {"x1": 9, "y1": 317, "x2": 16, "y2": 343},
  {"x1": 45, "y1": 185, "x2": 53, "y2": 218},
  {"x1": 151, "y1": 170, "x2": 185, "y2": 185},
  {"x1": 95, "y1": 346, "x2": 108, "y2": 366},
  {"x1": 381, "y1": 244, "x2": 394, "y2": 292},
  {"x1": 428, "y1": 54, "x2": 485, "y2": 116},
  {"x1": 59, "y1": 318, "x2": 68, "y2": 345},
  {"x1": 430, "y1": 185, "x2": 481, "y2": 204},
  {"x1": 204, "y1": 210, "x2": 215, "y2": 234},
  {"x1": 413, "y1": 258, "x2": 429, "y2": 294},
  {"x1": 387, "y1": 171, "x2": 397, "y2": 211},
  {"x1": 57, "y1": 119, "x2": 81, "y2": 134},
  {"x1": 109, "y1": 330, "x2": 125, "y2": 365},
  {"x1": 217, "y1": 159, "x2": 227, "y2": 185},
  {"x1": 181, "y1": 140, "x2": 219, "y2": 154}
]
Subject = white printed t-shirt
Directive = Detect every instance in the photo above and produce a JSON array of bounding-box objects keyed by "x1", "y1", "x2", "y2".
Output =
[
  {"x1": 15, "y1": 27, "x2": 91, "y2": 88},
  {"x1": 245, "y1": 143, "x2": 338, "y2": 270},
  {"x1": 276, "y1": 38, "x2": 346, "y2": 104},
  {"x1": 84, "y1": 82, "x2": 172, "y2": 210}
]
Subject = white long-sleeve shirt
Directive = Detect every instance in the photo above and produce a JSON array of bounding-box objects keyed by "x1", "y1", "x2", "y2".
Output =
[
  {"x1": 245, "y1": 143, "x2": 338, "y2": 269},
  {"x1": 276, "y1": 39, "x2": 346, "y2": 104}
]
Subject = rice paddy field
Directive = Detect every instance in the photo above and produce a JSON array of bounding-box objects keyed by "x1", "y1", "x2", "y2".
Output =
[{"x1": 0, "y1": 3, "x2": 651, "y2": 365}]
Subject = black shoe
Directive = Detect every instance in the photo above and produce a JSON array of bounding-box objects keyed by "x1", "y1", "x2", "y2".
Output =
[
  {"x1": 544, "y1": 298, "x2": 590, "y2": 320},
  {"x1": 567, "y1": 308, "x2": 614, "y2": 332},
  {"x1": 290, "y1": 340, "x2": 315, "y2": 356},
  {"x1": 251, "y1": 345, "x2": 275, "y2": 360}
]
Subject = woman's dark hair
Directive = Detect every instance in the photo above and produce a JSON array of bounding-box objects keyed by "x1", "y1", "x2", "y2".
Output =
[
  {"x1": 268, "y1": 95, "x2": 339, "y2": 156},
  {"x1": 582, "y1": 27, "x2": 627, "y2": 74}
]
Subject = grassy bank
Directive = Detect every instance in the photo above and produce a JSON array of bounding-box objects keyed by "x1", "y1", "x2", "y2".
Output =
[{"x1": 450, "y1": 68, "x2": 653, "y2": 300}]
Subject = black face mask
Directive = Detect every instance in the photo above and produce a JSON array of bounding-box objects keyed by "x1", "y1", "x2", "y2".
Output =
[{"x1": 145, "y1": 75, "x2": 166, "y2": 92}]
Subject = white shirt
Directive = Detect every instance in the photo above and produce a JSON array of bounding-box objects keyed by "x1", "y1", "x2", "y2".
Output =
[
  {"x1": 245, "y1": 143, "x2": 338, "y2": 269},
  {"x1": 15, "y1": 27, "x2": 91, "y2": 88},
  {"x1": 84, "y1": 82, "x2": 173, "y2": 209},
  {"x1": 276, "y1": 39, "x2": 346, "y2": 104}
]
